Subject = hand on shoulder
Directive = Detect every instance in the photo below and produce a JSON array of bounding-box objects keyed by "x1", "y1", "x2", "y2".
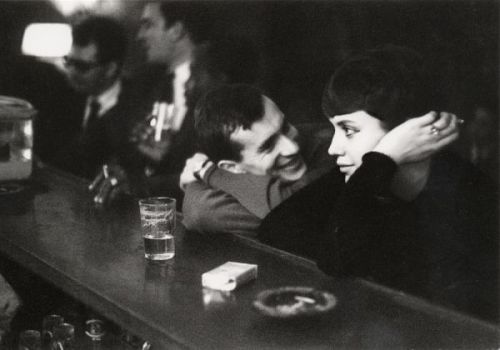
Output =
[{"x1": 179, "y1": 153, "x2": 214, "y2": 190}]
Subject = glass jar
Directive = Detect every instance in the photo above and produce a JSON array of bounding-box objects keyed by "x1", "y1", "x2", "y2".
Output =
[{"x1": 0, "y1": 96, "x2": 36, "y2": 181}]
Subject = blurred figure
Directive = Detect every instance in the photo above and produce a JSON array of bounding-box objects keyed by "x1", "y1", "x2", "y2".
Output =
[
  {"x1": 0, "y1": 274, "x2": 21, "y2": 345},
  {"x1": 0, "y1": 1, "x2": 77, "y2": 169},
  {"x1": 462, "y1": 105, "x2": 498, "y2": 180},
  {"x1": 59, "y1": 15, "x2": 134, "y2": 179},
  {"x1": 135, "y1": 0, "x2": 205, "y2": 126},
  {"x1": 91, "y1": 1, "x2": 212, "y2": 207}
]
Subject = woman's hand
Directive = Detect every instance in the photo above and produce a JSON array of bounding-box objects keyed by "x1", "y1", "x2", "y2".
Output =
[{"x1": 373, "y1": 111, "x2": 460, "y2": 164}]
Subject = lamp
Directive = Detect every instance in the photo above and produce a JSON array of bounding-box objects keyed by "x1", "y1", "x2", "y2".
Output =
[{"x1": 21, "y1": 23, "x2": 72, "y2": 57}]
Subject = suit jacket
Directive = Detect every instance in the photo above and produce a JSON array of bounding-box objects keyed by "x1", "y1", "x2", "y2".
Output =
[{"x1": 55, "y1": 78, "x2": 148, "y2": 179}]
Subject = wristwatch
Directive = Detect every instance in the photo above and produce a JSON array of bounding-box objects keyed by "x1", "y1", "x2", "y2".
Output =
[{"x1": 194, "y1": 159, "x2": 214, "y2": 181}]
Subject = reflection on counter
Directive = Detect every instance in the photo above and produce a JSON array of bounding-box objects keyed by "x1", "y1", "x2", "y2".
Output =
[{"x1": 202, "y1": 288, "x2": 236, "y2": 310}]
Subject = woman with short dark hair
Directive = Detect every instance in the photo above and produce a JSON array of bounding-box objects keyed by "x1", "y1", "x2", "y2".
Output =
[{"x1": 260, "y1": 46, "x2": 498, "y2": 322}]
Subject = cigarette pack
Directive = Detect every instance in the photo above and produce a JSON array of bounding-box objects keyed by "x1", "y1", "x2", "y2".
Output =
[{"x1": 202, "y1": 261, "x2": 258, "y2": 291}]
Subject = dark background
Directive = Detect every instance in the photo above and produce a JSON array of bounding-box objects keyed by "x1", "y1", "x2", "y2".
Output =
[{"x1": 0, "y1": 0, "x2": 497, "y2": 128}]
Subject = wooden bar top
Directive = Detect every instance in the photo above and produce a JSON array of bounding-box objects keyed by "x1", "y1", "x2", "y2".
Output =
[{"x1": 0, "y1": 166, "x2": 498, "y2": 349}]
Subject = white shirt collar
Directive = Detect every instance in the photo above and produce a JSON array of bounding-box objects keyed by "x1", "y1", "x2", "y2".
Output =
[
  {"x1": 91, "y1": 79, "x2": 122, "y2": 117},
  {"x1": 82, "y1": 80, "x2": 122, "y2": 129},
  {"x1": 170, "y1": 61, "x2": 190, "y2": 131}
]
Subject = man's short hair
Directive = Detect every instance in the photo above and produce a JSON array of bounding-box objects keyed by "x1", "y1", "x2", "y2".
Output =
[
  {"x1": 72, "y1": 15, "x2": 127, "y2": 67},
  {"x1": 195, "y1": 36, "x2": 261, "y2": 85},
  {"x1": 195, "y1": 84, "x2": 264, "y2": 162},
  {"x1": 158, "y1": 1, "x2": 212, "y2": 44},
  {"x1": 322, "y1": 45, "x2": 440, "y2": 129}
]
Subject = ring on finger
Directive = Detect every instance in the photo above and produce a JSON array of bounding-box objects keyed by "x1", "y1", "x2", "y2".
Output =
[{"x1": 430, "y1": 125, "x2": 440, "y2": 135}]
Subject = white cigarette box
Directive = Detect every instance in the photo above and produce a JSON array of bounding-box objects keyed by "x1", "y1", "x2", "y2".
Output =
[{"x1": 202, "y1": 261, "x2": 258, "y2": 291}]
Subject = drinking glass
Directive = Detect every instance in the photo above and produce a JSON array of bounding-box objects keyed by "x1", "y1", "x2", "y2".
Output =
[
  {"x1": 85, "y1": 319, "x2": 105, "y2": 341},
  {"x1": 41, "y1": 314, "x2": 64, "y2": 346},
  {"x1": 52, "y1": 323, "x2": 74, "y2": 350},
  {"x1": 18, "y1": 330, "x2": 41, "y2": 350},
  {"x1": 138, "y1": 197, "x2": 176, "y2": 261}
]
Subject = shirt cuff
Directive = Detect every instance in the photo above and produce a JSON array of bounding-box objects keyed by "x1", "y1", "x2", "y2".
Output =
[{"x1": 200, "y1": 162, "x2": 217, "y2": 183}]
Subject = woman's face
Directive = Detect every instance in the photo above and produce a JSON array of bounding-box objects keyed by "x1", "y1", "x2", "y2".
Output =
[{"x1": 328, "y1": 111, "x2": 388, "y2": 181}]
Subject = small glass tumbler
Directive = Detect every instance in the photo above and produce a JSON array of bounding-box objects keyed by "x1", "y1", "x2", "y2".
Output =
[
  {"x1": 18, "y1": 330, "x2": 41, "y2": 350},
  {"x1": 138, "y1": 197, "x2": 176, "y2": 261},
  {"x1": 42, "y1": 314, "x2": 64, "y2": 347},
  {"x1": 85, "y1": 319, "x2": 105, "y2": 341},
  {"x1": 52, "y1": 323, "x2": 75, "y2": 350}
]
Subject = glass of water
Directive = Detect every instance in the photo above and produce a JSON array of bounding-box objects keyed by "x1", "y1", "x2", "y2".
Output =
[
  {"x1": 85, "y1": 319, "x2": 105, "y2": 341},
  {"x1": 52, "y1": 323, "x2": 75, "y2": 350},
  {"x1": 138, "y1": 197, "x2": 176, "y2": 261},
  {"x1": 42, "y1": 314, "x2": 64, "y2": 346}
]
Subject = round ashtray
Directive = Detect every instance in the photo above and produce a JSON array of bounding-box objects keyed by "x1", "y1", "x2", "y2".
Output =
[{"x1": 253, "y1": 286, "x2": 337, "y2": 319}]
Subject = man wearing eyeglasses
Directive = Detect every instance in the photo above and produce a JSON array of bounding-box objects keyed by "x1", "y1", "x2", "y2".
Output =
[{"x1": 60, "y1": 15, "x2": 134, "y2": 179}]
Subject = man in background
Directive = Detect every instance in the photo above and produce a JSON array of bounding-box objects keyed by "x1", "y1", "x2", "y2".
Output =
[
  {"x1": 91, "y1": 1, "x2": 212, "y2": 206},
  {"x1": 59, "y1": 15, "x2": 133, "y2": 179}
]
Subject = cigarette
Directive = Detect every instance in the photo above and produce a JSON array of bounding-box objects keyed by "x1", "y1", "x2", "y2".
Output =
[
  {"x1": 152, "y1": 101, "x2": 159, "y2": 117},
  {"x1": 102, "y1": 165, "x2": 109, "y2": 179},
  {"x1": 294, "y1": 296, "x2": 316, "y2": 304},
  {"x1": 167, "y1": 104, "x2": 175, "y2": 129},
  {"x1": 154, "y1": 103, "x2": 167, "y2": 141},
  {"x1": 88, "y1": 171, "x2": 104, "y2": 191},
  {"x1": 149, "y1": 101, "x2": 160, "y2": 127}
]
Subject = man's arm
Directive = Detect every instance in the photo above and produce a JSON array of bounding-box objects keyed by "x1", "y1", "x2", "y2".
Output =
[
  {"x1": 205, "y1": 166, "x2": 333, "y2": 219},
  {"x1": 204, "y1": 167, "x2": 282, "y2": 219},
  {"x1": 205, "y1": 124, "x2": 335, "y2": 218},
  {"x1": 180, "y1": 153, "x2": 289, "y2": 219},
  {"x1": 182, "y1": 181, "x2": 261, "y2": 237}
]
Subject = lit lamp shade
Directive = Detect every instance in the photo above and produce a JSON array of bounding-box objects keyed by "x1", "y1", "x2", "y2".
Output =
[{"x1": 21, "y1": 23, "x2": 72, "y2": 57}]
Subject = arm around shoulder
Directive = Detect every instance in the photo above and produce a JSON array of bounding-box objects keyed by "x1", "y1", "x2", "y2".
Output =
[{"x1": 182, "y1": 182, "x2": 261, "y2": 238}]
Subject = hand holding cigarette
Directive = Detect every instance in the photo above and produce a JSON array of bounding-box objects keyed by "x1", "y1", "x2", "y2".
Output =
[
  {"x1": 130, "y1": 102, "x2": 175, "y2": 163},
  {"x1": 89, "y1": 163, "x2": 130, "y2": 208}
]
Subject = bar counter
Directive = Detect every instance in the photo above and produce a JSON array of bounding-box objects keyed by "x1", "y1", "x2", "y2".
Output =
[{"x1": 0, "y1": 165, "x2": 498, "y2": 349}]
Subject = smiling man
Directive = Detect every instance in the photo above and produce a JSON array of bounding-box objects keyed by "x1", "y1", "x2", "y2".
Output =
[{"x1": 181, "y1": 84, "x2": 334, "y2": 236}]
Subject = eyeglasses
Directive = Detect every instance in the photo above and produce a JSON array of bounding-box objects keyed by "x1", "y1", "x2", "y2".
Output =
[{"x1": 63, "y1": 56, "x2": 103, "y2": 73}]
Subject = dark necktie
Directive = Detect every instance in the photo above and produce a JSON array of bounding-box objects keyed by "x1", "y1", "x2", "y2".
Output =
[
  {"x1": 157, "y1": 72, "x2": 174, "y2": 103},
  {"x1": 86, "y1": 98, "x2": 100, "y2": 130}
]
